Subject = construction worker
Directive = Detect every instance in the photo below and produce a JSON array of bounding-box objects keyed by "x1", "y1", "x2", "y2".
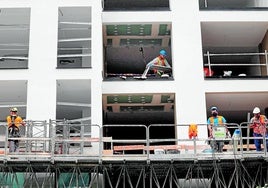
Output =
[
  {"x1": 207, "y1": 106, "x2": 229, "y2": 152},
  {"x1": 250, "y1": 107, "x2": 268, "y2": 151},
  {"x1": 6, "y1": 107, "x2": 25, "y2": 152},
  {"x1": 141, "y1": 49, "x2": 171, "y2": 79}
]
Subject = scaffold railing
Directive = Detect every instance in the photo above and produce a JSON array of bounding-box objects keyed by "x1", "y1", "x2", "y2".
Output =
[
  {"x1": 0, "y1": 121, "x2": 267, "y2": 161},
  {"x1": 0, "y1": 121, "x2": 268, "y2": 187},
  {"x1": 203, "y1": 50, "x2": 268, "y2": 77}
]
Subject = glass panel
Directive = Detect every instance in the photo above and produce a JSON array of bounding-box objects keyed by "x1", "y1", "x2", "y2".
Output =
[
  {"x1": 56, "y1": 79, "x2": 91, "y2": 144},
  {"x1": 103, "y1": 0, "x2": 170, "y2": 11},
  {"x1": 0, "y1": 80, "x2": 27, "y2": 122},
  {"x1": 200, "y1": 0, "x2": 268, "y2": 10},
  {"x1": 57, "y1": 7, "x2": 91, "y2": 68},
  {"x1": 0, "y1": 8, "x2": 30, "y2": 69},
  {"x1": 56, "y1": 79, "x2": 91, "y2": 123}
]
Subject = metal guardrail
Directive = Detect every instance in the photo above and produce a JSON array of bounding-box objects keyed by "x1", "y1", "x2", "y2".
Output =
[
  {"x1": 0, "y1": 121, "x2": 267, "y2": 161},
  {"x1": 204, "y1": 50, "x2": 268, "y2": 77}
]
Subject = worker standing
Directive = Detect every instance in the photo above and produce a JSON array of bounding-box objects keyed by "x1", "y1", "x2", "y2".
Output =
[
  {"x1": 250, "y1": 107, "x2": 268, "y2": 152},
  {"x1": 6, "y1": 107, "x2": 25, "y2": 153},
  {"x1": 207, "y1": 106, "x2": 229, "y2": 152}
]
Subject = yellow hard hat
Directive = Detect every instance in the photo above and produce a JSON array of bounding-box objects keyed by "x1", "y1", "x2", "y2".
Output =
[{"x1": 10, "y1": 107, "x2": 18, "y2": 112}]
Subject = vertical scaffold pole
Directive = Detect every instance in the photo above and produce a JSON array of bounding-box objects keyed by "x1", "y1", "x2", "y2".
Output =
[
  {"x1": 207, "y1": 51, "x2": 212, "y2": 76},
  {"x1": 265, "y1": 50, "x2": 268, "y2": 76},
  {"x1": 80, "y1": 124, "x2": 84, "y2": 154},
  {"x1": 204, "y1": 0, "x2": 208, "y2": 8}
]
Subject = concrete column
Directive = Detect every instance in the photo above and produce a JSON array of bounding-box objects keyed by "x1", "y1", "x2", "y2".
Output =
[
  {"x1": 26, "y1": 1, "x2": 58, "y2": 121},
  {"x1": 171, "y1": 0, "x2": 208, "y2": 139}
]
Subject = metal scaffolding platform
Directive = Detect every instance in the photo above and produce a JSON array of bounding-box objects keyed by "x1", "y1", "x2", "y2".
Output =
[
  {"x1": 0, "y1": 156, "x2": 267, "y2": 188},
  {"x1": 0, "y1": 121, "x2": 267, "y2": 187}
]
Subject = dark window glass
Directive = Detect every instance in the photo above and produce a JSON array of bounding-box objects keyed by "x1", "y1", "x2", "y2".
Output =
[
  {"x1": 200, "y1": 0, "x2": 268, "y2": 10},
  {"x1": 103, "y1": 0, "x2": 170, "y2": 11}
]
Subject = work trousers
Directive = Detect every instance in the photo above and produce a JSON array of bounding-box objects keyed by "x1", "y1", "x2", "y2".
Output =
[
  {"x1": 8, "y1": 126, "x2": 20, "y2": 153},
  {"x1": 253, "y1": 133, "x2": 268, "y2": 151},
  {"x1": 210, "y1": 140, "x2": 224, "y2": 152},
  {"x1": 9, "y1": 140, "x2": 19, "y2": 152}
]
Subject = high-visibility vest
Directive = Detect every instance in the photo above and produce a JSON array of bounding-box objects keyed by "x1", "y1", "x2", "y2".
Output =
[
  {"x1": 251, "y1": 115, "x2": 266, "y2": 134},
  {"x1": 209, "y1": 116, "x2": 224, "y2": 125},
  {"x1": 156, "y1": 56, "x2": 166, "y2": 66},
  {"x1": 6, "y1": 115, "x2": 23, "y2": 128},
  {"x1": 259, "y1": 115, "x2": 266, "y2": 124}
]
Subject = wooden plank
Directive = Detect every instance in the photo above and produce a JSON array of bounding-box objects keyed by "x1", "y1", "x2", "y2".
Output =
[
  {"x1": 112, "y1": 144, "x2": 259, "y2": 153},
  {"x1": 102, "y1": 149, "x2": 113, "y2": 155},
  {"x1": 113, "y1": 145, "x2": 145, "y2": 151},
  {"x1": 183, "y1": 145, "x2": 210, "y2": 150},
  {"x1": 223, "y1": 144, "x2": 258, "y2": 150},
  {"x1": 145, "y1": 145, "x2": 181, "y2": 151},
  {"x1": 55, "y1": 137, "x2": 100, "y2": 142}
]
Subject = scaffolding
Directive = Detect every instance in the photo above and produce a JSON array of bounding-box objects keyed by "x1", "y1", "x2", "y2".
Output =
[{"x1": 0, "y1": 121, "x2": 267, "y2": 187}]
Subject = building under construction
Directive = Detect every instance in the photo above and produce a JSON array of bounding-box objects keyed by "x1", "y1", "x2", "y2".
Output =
[{"x1": 1, "y1": 0, "x2": 268, "y2": 187}]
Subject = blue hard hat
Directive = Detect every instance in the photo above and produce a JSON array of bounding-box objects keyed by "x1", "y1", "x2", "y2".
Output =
[{"x1": 159, "y1": 49, "x2": 167, "y2": 56}]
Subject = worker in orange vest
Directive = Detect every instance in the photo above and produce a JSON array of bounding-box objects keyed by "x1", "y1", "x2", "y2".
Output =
[
  {"x1": 141, "y1": 49, "x2": 171, "y2": 79},
  {"x1": 250, "y1": 107, "x2": 268, "y2": 151}
]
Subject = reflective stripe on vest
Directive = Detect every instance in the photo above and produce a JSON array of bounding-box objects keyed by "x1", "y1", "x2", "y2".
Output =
[
  {"x1": 209, "y1": 116, "x2": 223, "y2": 124},
  {"x1": 259, "y1": 115, "x2": 265, "y2": 124}
]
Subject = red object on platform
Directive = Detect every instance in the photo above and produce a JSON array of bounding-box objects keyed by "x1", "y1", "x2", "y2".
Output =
[{"x1": 204, "y1": 67, "x2": 214, "y2": 76}]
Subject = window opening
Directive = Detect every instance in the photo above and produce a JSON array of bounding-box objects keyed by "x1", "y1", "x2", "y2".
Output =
[
  {"x1": 102, "y1": 93, "x2": 175, "y2": 152},
  {"x1": 103, "y1": 23, "x2": 173, "y2": 80}
]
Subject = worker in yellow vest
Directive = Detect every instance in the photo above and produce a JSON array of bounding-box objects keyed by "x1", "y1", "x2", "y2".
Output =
[
  {"x1": 6, "y1": 107, "x2": 25, "y2": 152},
  {"x1": 207, "y1": 106, "x2": 228, "y2": 152}
]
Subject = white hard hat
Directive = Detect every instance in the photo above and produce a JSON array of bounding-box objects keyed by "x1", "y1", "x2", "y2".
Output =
[
  {"x1": 253, "y1": 107, "x2": 260, "y2": 114},
  {"x1": 210, "y1": 106, "x2": 218, "y2": 111},
  {"x1": 10, "y1": 107, "x2": 18, "y2": 112}
]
